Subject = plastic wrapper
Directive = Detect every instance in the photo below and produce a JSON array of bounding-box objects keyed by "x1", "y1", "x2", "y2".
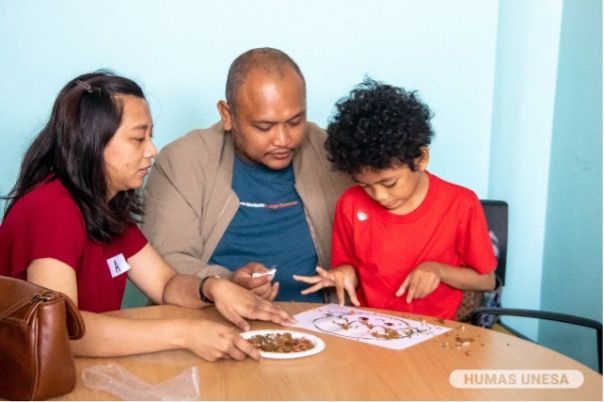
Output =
[{"x1": 81, "y1": 363, "x2": 200, "y2": 401}]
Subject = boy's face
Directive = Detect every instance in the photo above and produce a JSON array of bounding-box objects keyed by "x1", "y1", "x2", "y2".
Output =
[{"x1": 352, "y1": 148, "x2": 430, "y2": 215}]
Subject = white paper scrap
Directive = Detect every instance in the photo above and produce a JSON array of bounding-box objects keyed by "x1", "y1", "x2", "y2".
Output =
[{"x1": 252, "y1": 268, "x2": 277, "y2": 278}]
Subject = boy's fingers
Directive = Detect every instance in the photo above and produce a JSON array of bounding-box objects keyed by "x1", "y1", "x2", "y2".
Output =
[
  {"x1": 335, "y1": 282, "x2": 346, "y2": 306},
  {"x1": 300, "y1": 282, "x2": 324, "y2": 295},
  {"x1": 292, "y1": 274, "x2": 321, "y2": 284},
  {"x1": 316, "y1": 266, "x2": 332, "y2": 280},
  {"x1": 414, "y1": 279, "x2": 427, "y2": 299},
  {"x1": 316, "y1": 266, "x2": 338, "y2": 286},
  {"x1": 406, "y1": 276, "x2": 419, "y2": 303},
  {"x1": 406, "y1": 286, "x2": 416, "y2": 303},
  {"x1": 396, "y1": 276, "x2": 410, "y2": 297},
  {"x1": 345, "y1": 284, "x2": 360, "y2": 306}
]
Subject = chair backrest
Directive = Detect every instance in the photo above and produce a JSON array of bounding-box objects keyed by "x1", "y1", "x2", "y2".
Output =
[
  {"x1": 480, "y1": 200, "x2": 508, "y2": 285},
  {"x1": 455, "y1": 200, "x2": 509, "y2": 323}
]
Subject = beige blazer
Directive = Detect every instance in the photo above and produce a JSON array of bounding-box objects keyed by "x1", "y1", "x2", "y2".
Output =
[{"x1": 142, "y1": 122, "x2": 353, "y2": 281}]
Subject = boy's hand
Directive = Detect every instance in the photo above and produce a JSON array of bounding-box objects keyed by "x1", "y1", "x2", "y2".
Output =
[
  {"x1": 293, "y1": 265, "x2": 360, "y2": 306},
  {"x1": 396, "y1": 262, "x2": 442, "y2": 303}
]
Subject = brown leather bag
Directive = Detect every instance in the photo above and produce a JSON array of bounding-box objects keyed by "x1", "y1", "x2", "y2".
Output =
[{"x1": 0, "y1": 276, "x2": 85, "y2": 400}]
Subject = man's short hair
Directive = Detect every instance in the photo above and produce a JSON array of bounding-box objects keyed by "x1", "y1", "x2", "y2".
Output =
[{"x1": 225, "y1": 47, "x2": 306, "y2": 112}]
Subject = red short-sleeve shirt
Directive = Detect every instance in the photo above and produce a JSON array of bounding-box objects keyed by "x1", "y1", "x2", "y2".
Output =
[
  {"x1": 0, "y1": 179, "x2": 147, "y2": 312},
  {"x1": 332, "y1": 172, "x2": 496, "y2": 320}
]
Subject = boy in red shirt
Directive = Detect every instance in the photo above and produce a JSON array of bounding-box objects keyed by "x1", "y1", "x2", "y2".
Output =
[{"x1": 294, "y1": 79, "x2": 496, "y2": 319}]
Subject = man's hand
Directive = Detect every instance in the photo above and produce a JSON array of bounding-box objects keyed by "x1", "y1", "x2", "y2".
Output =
[
  {"x1": 293, "y1": 265, "x2": 360, "y2": 306},
  {"x1": 396, "y1": 262, "x2": 442, "y2": 303},
  {"x1": 231, "y1": 262, "x2": 279, "y2": 301},
  {"x1": 204, "y1": 277, "x2": 294, "y2": 331}
]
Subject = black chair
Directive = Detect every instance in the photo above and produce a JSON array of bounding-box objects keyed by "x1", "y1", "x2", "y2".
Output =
[
  {"x1": 473, "y1": 306, "x2": 603, "y2": 373},
  {"x1": 472, "y1": 200, "x2": 603, "y2": 374},
  {"x1": 481, "y1": 200, "x2": 508, "y2": 285},
  {"x1": 456, "y1": 200, "x2": 507, "y2": 323}
]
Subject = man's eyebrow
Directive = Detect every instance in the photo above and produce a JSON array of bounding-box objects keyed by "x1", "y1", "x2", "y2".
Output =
[
  {"x1": 253, "y1": 111, "x2": 306, "y2": 125},
  {"x1": 252, "y1": 120, "x2": 275, "y2": 125},
  {"x1": 288, "y1": 111, "x2": 306, "y2": 121}
]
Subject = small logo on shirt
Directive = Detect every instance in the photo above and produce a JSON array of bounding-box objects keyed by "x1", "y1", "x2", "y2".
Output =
[
  {"x1": 357, "y1": 211, "x2": 368, "y2": 221},
  {"x1": 106, "y1": 253, "x2": 131, "y2": 278},
  {"x1": 240, "y1": 201, "x2": 299, "y2": 210}
]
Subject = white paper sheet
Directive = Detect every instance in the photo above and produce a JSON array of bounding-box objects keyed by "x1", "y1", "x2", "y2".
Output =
[{"x1": 290, "y1": 304, "x2": 451, "y2": 350}]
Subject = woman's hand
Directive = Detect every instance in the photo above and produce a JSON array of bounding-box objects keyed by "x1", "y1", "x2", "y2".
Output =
[
  {"x1": 293, "y1": 265, "x2": 360, "y2": 306},
  {"x1": 203, "y1": 278, "x2": 294, "y2": 331},
  {"x1": 179, "y1": 319, "x2": 261, "y2": 362}
]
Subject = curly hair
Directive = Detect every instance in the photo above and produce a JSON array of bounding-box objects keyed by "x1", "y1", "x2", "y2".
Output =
[{"x1": 325, "y1": 78, "x2": 434, "y2": 175}]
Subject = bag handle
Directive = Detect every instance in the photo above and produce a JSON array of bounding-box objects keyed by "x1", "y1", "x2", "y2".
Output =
[{"x1": 0, "y1": 276, "x2": 86, "y2": 340}]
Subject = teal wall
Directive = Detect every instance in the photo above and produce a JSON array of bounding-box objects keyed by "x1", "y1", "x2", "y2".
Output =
[
  {"x1": 539, "y1": 0, "x2": 602, "y2": 371},
  {"x1": 1, "y1": 0, "x2": 601, "y2": 370},
  {"x1": 488, "y1": 0, "x2": 602, "y2": 372},
  {"x1": 488, "y1": 0, "x2": 563, "y2": 337},
  {"x1": 0, "y1": 0, "x2": 498, "y2": 198}
]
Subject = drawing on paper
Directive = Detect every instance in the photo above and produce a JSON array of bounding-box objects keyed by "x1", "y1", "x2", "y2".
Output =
[
  {"x1": 292, "y1": 304, "x2": 451, "y2": 350},
  {"x1": 312, "y1": 311, "x2": 428, "y2": 340}
]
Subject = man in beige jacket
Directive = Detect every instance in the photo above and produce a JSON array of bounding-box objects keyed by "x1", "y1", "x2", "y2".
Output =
[{"x1": 142, "y1": 48, "x2": 352, "y2": 303}]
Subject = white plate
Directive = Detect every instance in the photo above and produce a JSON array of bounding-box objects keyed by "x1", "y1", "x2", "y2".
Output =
[{"x1": 241, "y1": 329, "x2": 325, "y2": 359}]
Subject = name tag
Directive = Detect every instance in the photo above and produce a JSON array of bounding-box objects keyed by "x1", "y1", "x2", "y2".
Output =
[{"x1": 106, "y1": 253, "x2": 131, "y2": 278}]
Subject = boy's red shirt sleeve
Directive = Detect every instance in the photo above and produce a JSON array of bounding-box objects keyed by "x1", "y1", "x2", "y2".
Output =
[{"x1": 457, "y1": 194, "x2": 498, "y2": 274}]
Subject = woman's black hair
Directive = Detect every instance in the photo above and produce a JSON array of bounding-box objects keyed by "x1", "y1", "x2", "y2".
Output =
[
  {"x1": 326, "y1": 78, "x2": 434, "y2": 175},
  {"x1": 3, "y1": 70, "x2": 146, "y2": 242}
]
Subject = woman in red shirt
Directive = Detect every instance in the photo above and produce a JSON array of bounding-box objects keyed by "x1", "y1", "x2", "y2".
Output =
[{"x1": 0, "y1": 71, "x2": 292, "y2": 361}]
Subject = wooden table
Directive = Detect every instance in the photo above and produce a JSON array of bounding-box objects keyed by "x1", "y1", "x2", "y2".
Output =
[{"x1": 59, "y1": 303, "x2": 602, "y2": 400}]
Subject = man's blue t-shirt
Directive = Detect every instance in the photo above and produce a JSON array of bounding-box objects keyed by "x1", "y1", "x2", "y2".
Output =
[{"x1": 208, "y1": 156, "x2": 322, "y2": 302}]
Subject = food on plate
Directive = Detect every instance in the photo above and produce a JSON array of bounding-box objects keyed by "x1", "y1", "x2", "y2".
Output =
[{"x1": 248, "y1": 332, "x2": 314, "y2": 353}]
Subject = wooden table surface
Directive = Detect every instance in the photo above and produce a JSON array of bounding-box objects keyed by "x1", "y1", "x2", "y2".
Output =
[{"x1": 58, "y1": 302, "x2": 602, "y2": 400}]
